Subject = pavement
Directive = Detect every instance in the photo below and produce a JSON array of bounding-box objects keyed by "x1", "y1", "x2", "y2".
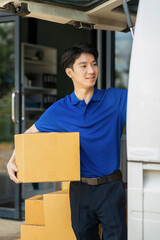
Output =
[{"x1": 0, "y1": 218, "x2": 23, "y2": 240}]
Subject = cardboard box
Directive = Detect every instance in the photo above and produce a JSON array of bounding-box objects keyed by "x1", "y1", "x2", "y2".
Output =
[
  {"x1": 15, "y1": 132, "x2": 80, "y2": 182},
  {"x1": 43, "y1": 190, "x2": 76, "y2": 240},
  {"x1": 25, "y1": 195, "x2": 45, "y2": 226},
  {"x1": 20, "y1": 191, "x2": 102, "y2": 240},
  {"x1": 62, "y1": 181, "x2": 70, "y2": 190},
  {"x1": 21, "y1": 224, "x2": 46, "y2": 240}
]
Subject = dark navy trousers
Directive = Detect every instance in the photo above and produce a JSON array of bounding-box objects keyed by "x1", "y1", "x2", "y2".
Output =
[{"x1": 69, "y1": 180, "x2": 127, "y2": 240}]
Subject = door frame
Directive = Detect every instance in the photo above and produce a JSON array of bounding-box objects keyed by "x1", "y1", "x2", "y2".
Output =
[{"x1": 0, "y1": 13, "x2": 22, "y2": 219}]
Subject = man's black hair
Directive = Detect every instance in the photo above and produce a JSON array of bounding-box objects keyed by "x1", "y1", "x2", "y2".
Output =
[{"x1": 61, "y1": 42, "x2": 98, "y2": 70}]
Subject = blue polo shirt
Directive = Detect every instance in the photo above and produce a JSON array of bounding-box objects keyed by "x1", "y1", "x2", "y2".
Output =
[{"x1": 35, "y1": 87, "x2": 127, "y2": 178}]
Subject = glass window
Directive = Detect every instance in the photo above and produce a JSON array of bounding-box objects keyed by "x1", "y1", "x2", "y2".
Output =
[
  {"x1": 115, "y1": 31, "x2": 133, "y2": 183},
  {"x1": 0, "y1": 21, "x2": 15, "y2": 208},
  {"x1": 115, "y1": 31, "x2": 133, "y2": 89}
]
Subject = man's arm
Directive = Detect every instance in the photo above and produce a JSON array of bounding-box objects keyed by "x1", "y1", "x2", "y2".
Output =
[{"x1": 7, "y1": 124, "x2": 40, "y2": 184}]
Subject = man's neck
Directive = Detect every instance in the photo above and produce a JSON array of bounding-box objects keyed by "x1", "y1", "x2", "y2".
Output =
[{"x1": 74, "y1": 87, "x2": 94, "y2": 104}]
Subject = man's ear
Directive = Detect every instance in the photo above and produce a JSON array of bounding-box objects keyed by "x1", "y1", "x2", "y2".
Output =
[{"x1": 65, "y1": 68, "x2": 73, "y2": 79}]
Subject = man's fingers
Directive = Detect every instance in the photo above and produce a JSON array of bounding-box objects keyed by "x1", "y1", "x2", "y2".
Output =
[
  {"x1": 7, "y1": 162, "x2": 21, "y2": 184},
  {"x1": 12, "y1": 164, "x2": 18, "y2": 172},
  {"x1": 9, "y1": 170, "x2": 21, "y2": 184},
  {"x1": 9, "y1": 171, "x2": 20, "y2": 183}
]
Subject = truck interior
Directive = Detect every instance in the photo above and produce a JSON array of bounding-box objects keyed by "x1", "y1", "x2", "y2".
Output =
[{"x1": 0, "y1": 0, "x2": 139, "y2": 220}]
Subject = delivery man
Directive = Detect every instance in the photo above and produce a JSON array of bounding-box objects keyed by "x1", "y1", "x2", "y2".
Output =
[{"x1": 7, "y1": 42, "x2": 127, "y2": 240}]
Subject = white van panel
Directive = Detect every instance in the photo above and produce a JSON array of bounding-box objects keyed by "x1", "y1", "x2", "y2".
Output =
[
  {"x1": 127, "y1": 0, "x2": 160, "y2": 163},
  {"x1": 128, "y1": 162, "x2": 160, "y2": 240}
]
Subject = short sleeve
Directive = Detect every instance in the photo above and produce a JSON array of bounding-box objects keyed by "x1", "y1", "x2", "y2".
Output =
[
  {"x1": 35, "y1": 102, "x2": 59, "y2": 132},
  {"x1": 109, "y1": 87, "x2": 128, "y2": 126}
]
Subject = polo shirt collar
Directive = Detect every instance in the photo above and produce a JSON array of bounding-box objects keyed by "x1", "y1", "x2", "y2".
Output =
[
  {"x1": 91, "y1": 87, "x2": 103, "y2": 102},
  {"x1": 70, "y1": 87, "x2": 103, "y2": 105}
]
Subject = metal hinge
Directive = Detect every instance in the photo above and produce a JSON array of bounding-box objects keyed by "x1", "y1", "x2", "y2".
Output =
[
  {"x1": 2, "y1": 2, "x2": 30, "y2": 16},
  {"x1": 72, "y1": 21, "x2": 94, "y2": 31}
]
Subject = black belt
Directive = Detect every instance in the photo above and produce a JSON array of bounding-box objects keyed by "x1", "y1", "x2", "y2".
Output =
[{"x1": 81, "y1": 170, "x2": 122, "y2": 186}]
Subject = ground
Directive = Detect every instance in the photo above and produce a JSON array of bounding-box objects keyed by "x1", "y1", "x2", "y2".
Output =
[{"x1": 0, "y1": 218, "x2": 23, "y2": 240}]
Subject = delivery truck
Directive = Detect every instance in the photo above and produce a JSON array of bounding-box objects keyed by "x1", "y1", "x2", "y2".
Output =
[{"x1": 0, "y1": 0, "x2": 160, "y2": 239}]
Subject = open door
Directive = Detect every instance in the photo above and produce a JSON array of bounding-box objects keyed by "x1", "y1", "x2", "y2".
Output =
[
  {"x1": 0, "y1": 15, "x2": 21, "y2": 219},
  {"x1": 127, "y1": 0, "x2": 160, "y2": 238},
  {"x1": 0, "y1": 0, "x2": 138, "y2": 31}
]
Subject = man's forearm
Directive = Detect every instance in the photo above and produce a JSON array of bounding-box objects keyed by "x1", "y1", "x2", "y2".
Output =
[{"x1": 24, "y1": 124, "x2": 40, "y2": 134}]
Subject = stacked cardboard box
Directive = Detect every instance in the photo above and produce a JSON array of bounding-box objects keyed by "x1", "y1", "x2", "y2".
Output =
[
  {"x1": 20, "y1": 190, "x2": 76, "y2": 240},
  {"x1": 15, "y1": 132, "x2": 80, "y2": 240},
  {"x1": 44, "y1": 190, "x2": 76, "y2": 240},
  {"x1": 20, "y1": 189, "x2": 102, "y2": 240},
  {"x1": 15, "y1": 132, "x2": 102, "y2": 239}
]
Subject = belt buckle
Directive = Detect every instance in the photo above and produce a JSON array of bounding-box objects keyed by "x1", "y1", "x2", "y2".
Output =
[
  {"x1": 87, "y1": 178, "x2": 98, "y2": 186},
  {"x1": 97, "y1": 176, "x2": 105, "y2": 184}
]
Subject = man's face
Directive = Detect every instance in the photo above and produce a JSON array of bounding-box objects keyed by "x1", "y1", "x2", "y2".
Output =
[{"x1": 66, "y1": 53, "x2": 99, "y2": 90}]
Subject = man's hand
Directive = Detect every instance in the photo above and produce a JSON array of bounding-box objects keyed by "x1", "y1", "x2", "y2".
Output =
[
  {"x1": 7, "y1": 124, "x2": 39, "y2": 184},
  {"x1": 7, "y1": 150, "x2": 21, "y2": 184}
]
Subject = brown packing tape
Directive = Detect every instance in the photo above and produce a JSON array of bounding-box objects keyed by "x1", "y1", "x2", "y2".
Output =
[{"x1": 15, "y1": 132, "x2": 80, "y2": 183}]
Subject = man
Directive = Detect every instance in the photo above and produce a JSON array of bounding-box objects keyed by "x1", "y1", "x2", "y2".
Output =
[{"x1": 7, "y1": 42, "x2": 127, "y2": 240}]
